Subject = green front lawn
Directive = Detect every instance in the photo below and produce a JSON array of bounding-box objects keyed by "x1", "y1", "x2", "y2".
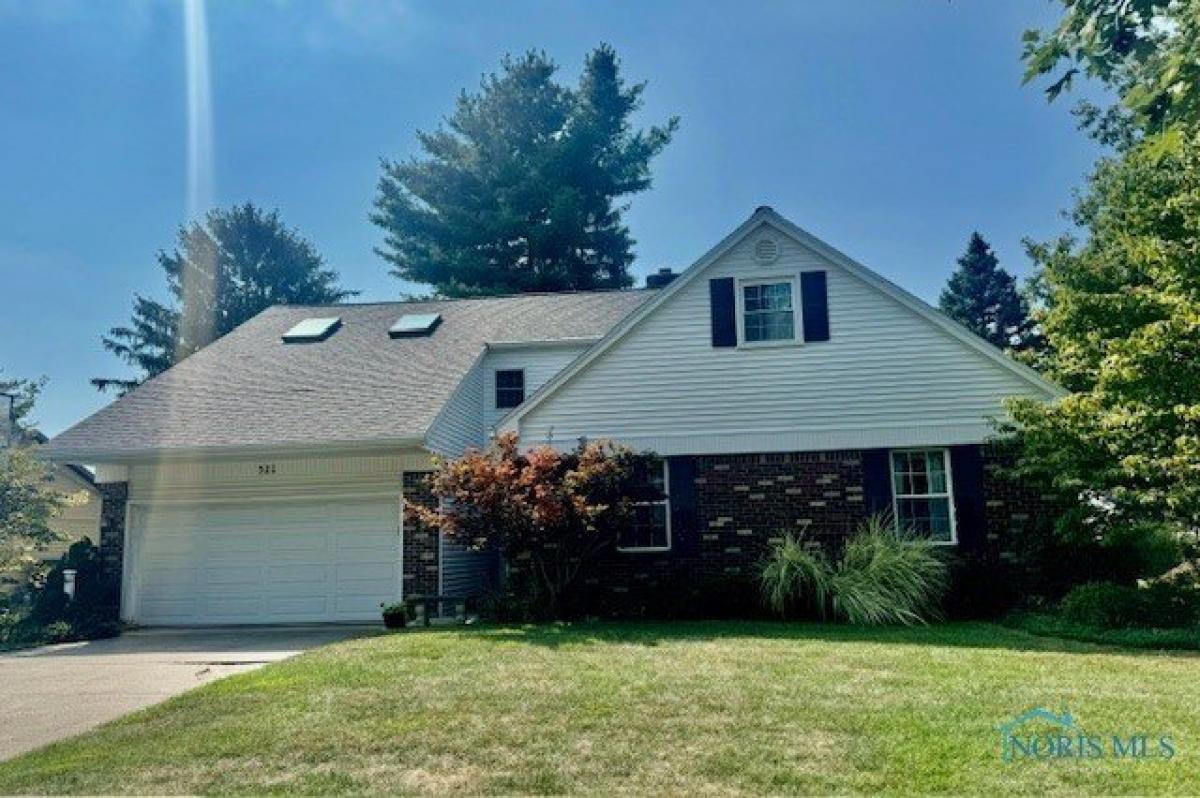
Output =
[{"x1": 1, "y1": 622, "x2": 1197, "y2": 795}]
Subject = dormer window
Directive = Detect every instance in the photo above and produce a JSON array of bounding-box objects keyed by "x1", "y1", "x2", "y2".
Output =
[
  {"x1": 739, "y1": 277, "x2": 799, "y2": 344},
  {"x1": 495, "y1": 369, "x2": 525, "y2": 409}
]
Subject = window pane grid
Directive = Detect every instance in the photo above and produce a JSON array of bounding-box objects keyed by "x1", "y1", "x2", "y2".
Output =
[
  {"x1": 742, "y1": 281, "x2": 795, "y2": 343},
  {"x1": 495, "y1": 369, "x2": 525, "y2": 409},
  {"x1": 619, "y1": 459, "x2": 671, "y2": 551},
  {"x1": 890, "y1": 450, "x2": 954, "y2": 543}
]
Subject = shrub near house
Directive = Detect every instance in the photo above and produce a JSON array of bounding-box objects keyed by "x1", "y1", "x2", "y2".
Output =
[{"x1": 408, "y1": 434, "x2": 658, "y2": 618}]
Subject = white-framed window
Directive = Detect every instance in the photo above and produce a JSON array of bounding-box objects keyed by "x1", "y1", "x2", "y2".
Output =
[
  {"x1": 617, "y1": 457, "x2": 671, "y2": 552},
  {"x1": 890, "y1": 449, "x2": 956, "y2": 544},
  {"x1": 494, "y1": 369, "x2": 525, "y2": 409},
  {"x1": 737, "y1": 275, "x2": 801, "y2": 346}
]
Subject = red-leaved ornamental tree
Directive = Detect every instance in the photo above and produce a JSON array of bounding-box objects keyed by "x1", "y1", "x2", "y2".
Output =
[{"x1": 406, "y1": 432, "x2": 659, "y2": 614}]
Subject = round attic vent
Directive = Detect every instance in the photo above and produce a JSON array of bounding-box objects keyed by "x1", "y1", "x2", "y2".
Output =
[{"x1": 754, "y1": 237, "x2": 779, "y2": 263}]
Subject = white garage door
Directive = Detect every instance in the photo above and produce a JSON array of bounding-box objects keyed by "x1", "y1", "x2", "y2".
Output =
[{"x1": 129, "y1": 497, "x2": 400, "y2": 625}]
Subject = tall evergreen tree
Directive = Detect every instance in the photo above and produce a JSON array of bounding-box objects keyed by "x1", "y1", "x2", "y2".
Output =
[
  {"x1": 94, "y1": 203, "x2": 356, "y2": 392},
  {"x1": 372, "y1": 45, "x2": 678, "y2": 297},
  {"x1": 939, "y1": 233, "x2": 1036, "y2": 351}
]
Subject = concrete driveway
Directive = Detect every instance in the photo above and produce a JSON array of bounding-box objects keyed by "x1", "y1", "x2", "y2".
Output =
[{"x1": 0, "y1": 626, "x2": 371, "y2": 761}]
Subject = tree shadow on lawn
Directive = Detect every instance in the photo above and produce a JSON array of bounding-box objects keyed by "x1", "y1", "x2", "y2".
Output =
[{"x1": 432, "y1": 619, "x2": 1200, "y2": 659}]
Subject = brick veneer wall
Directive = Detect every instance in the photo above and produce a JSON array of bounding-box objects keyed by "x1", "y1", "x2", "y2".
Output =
[
  {"x1": 982, "y1": 448, "x2": 1058, "y2": 564},
  {"x1": 402, "y1": 471, "x2": 440, "y2": 598},
  {"x1": 97, "y1": 481, "x2": 128, "y2": 586},
  {"x1": 579, "y1": 446, "x2": 1058, "y2": 615},
  {"x1": 693, "y1": 450, "x2": 869, "y2": 575},
  {"x1": 581, "y1": 450, "x2": 870, "y2": 606}
]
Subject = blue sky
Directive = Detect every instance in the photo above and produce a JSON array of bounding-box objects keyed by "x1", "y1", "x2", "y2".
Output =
[{"x1": 0, "y1": 1, "x2": 1102, "y2": 437}]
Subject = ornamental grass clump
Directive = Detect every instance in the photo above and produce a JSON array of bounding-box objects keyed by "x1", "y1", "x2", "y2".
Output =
[
  {"x1": 760, "y1": 514, "x2": 948, "y2": 625},
  {"x1": 759, "y1": 533, "x2": 830, "y2": 617}
]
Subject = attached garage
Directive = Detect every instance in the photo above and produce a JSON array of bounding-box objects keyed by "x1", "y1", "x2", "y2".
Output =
[{"x1": 125, "y1": 497, "x2": 401, "y2": 625}]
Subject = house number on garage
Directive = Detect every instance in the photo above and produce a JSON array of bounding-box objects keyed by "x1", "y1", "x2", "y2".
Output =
[{"x1": 257, "y1": 464, "x2": 278, "y2": 475}]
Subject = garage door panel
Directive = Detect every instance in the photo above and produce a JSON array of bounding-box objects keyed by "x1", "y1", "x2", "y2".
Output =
[
  {"x1": 268, "y1": 530, "x2": 331, "y2": 551},
  {"x1": 199, "y1": 564, "x2": 264, "y2": 586},
  {"x1": 266, "y1": 596, "x2": 330, "y2": 616},
  {"x1": 140, "y1": 582, "x2": 198, "y2": 602},
  {"x1": 203, "y1": 596, "x2": 263, "y2": 619},
  {"x1": 334, "y1": 594, "x2": 387, "y2": 614},
  {"x1": 337, "y1": 562, "x2": 395, "y2": 583},
  {"x1": 132, "y1": 497, "x2": 400, "y2": 625},
  {"x1": 139, "y1": 566, "x2": 198, "y2": 588},
  {"x1": 139, "y1": 536, "x2": 196, "y2": 558},
  {"x1": 200, "y1": 533, "x2": 264, "y2": 556},
  {"x1": 138, "y1": 599, "x2": 196, "y2": 621},
  {"x1": 337, "y1": 531, "x2": 397, "y2": 553},
  {"x1": 266, "y1": 564, "x2": 328, "y2": 584}
]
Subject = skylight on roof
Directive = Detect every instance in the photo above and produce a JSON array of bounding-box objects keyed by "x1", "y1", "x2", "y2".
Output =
[
  {"x1": 389, "y1": 313, "x2": 442, "y2": 338},
  {"x1": 282, "y1": 317, "x2": 342, "y2": 343}
]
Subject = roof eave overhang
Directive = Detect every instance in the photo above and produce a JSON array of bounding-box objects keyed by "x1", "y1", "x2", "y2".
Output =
[{"x1": 39, "y1": 435, "x2": 428, "y2": 465}]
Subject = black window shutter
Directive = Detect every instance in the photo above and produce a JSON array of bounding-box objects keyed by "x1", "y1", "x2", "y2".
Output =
[
  {"x1": 667, "y1": 456, "x2": 698, "y2": 555},
  {"x1": 800, "y1": 271, "x2": 830, "y2": 342},
  {"x1": 709, "y1": 278, "x2": 737, "y2": 347},
  {"x1": 949, "y1": 445, "x2": 984, "y2": 550},
  {"x1": 862, "y1": 448, "x2": 893, "y2": 517}
]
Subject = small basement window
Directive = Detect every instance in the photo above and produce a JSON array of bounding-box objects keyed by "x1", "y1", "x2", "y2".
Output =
[
  {"x1": 389, "y1": 313, "x2": 442, "y2": 338},
  {"x1": 739, "y1": 278, "x2": 798, "y2": 344},
  {"x1": 494, "y1": 369, "x2": 525, "y2": 409},
  {"x1": 891, "y1": 449, "x2": 956, "y2": 544},
  {"x1": 282, "y1": 317, "x2": 341, "y2": 343},
  {"x1": 618, "y1": 457, "x2": 671, "y2": 552}
]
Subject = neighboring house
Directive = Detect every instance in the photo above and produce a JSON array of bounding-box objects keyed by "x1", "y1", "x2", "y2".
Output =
[
  {"x1": 0, "y1": 434, "x2": 100, "y2": 593},
  {"x1": 40, "y1": 462, "x2": 101, "y2": 560},
  {"x1": 24, "y1": 431, "x2": 102, "y2": 559},
  {"x1": 43, "y1": 207, "x2": 1062, "y2": 626}
]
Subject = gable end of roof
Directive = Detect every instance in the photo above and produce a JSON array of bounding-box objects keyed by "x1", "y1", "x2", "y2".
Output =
[{"x1": 497, "y1": 207, "x2": 1064, "y2": 433}]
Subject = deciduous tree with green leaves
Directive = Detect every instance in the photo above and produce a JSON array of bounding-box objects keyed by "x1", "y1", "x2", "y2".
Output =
[
  {"x1": 373, "y1": 45, "x2": 677, "y2": 297},
  {"x1": 94, "y1": 203, "x2": 356, "y2": 393},
  {"x1": 0, "y1": 377, "x2": 63, "y2": 580},
  {"x1": 1007, "y1": 127, "x2": 1200, "y2": 541},
  {"x1": 939, "y1": 232, "x2": 1038, "y2": 352},
  {"x1": 1022, "y1": 0, "x2": 1200, "y2": 146},
  {"x1": 1008, "y1": 0, "x2": 1200, "y2": 550}
]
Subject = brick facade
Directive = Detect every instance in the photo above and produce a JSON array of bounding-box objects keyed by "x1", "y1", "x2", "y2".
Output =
[
  {"x1": 402, "y1": 471, "x2": 440, "y2": 598},
  {"x1": 578, "y1": 446, "x2": 1058, "y2": 615},
  {"x1": 97, "y1": 481, "x2": 128, "y2": 586},
  {"x1": 694, "y1": 450, "x2": 869, "y2": 573}
]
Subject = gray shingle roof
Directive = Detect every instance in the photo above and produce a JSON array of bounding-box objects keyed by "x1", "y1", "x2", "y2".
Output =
[{"x1": 46, "y1": 291, "x2": 653, "y2": 459}]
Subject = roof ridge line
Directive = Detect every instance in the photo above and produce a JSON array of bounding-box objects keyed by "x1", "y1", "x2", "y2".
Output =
[{"x1": 278, "y1": 287, "x2": 658, "y2": 311}]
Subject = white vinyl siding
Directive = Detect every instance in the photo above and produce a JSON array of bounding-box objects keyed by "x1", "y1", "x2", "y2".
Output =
[
  {"x1": 481, "y1": 344, "x2": 591, "y2": 431},
  {"x1": 426, "y1": 357, "x2": 488, "y2": 456},
  {"x1": 514, "y1": 224, "x2": 1051, "y2": 455}
]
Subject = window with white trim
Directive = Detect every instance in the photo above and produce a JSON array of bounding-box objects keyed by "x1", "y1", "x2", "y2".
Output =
[
  {"x1": 494, "y1": 369, "x2": 525, "y2": 409},
  {"x1": 740, "y1": 278, "x2": 797, "y2": 344},
  {"x1": 618, "y1": 458, "x2": 670, "y2": 552},
  {"x1": 891, "y1": 449, "x2": 956, "y2": 543}
]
